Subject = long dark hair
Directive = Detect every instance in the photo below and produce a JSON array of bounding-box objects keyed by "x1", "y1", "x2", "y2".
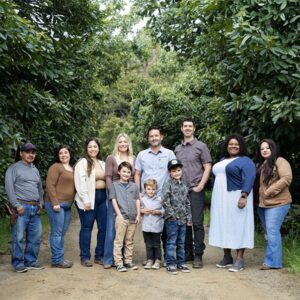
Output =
[
  {"x1": 83, "y1": 137, "x2": 101, "y2": 177},
  {"x1": 257, "y1": 139, "x2": 278, "y2": 185},
  {"x1": 54, "y1": 144, "x2": 74, "y2": 166},
  {"x1": 223, "y1": 134, "x2": 247, "y2": 158}
]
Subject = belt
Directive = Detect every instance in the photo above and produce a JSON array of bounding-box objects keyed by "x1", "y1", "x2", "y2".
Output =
[{"x1": 17, "y1": 199, "x2": 39, "y2": 206}]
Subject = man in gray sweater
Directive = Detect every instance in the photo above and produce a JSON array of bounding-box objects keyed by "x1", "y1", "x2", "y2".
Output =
[{"x1": 5, "y1": 142, "x2": 44, "y2": 273}]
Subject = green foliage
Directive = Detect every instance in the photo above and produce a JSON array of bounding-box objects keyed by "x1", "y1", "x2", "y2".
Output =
[
  {"x1": 0, "y1": 0, "x2": 131, "y2": 212},
  {"x1": 134, "y1": 0, "x2": 300, "y2": 202},
  {"x1": 282, "y1": 231, "x2": 300, "y2": 275}
]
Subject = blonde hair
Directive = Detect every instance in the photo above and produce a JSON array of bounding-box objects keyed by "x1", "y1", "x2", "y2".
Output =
[
  {"x1": 144, "y1": 179, "x2": 158, "y2": 189},
  {"x1": 112, "y1": 133, "x2": 134, "y2": 158}
]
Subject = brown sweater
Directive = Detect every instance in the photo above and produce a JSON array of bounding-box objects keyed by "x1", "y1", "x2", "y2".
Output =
[
  {"x1": 259, "y1": 157, "x2": 292, "y2": 208},
  {"x1": 45, "y1": 163, "x2": 75, "y2": 206},
  {"x1": 105, "y1": 155, "x2": 135, "y2": 189}
]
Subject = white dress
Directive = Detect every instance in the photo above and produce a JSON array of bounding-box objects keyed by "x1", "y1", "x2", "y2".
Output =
[{"x1": 208, "y1": 158, "x2": 254, "y2": 249}]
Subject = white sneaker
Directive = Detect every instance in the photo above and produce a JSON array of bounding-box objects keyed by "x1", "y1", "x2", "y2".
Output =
[
  {"x1": 144, "y1": 260, "x2": 153, "y2": 270},
  {"x1": 152, "y1": 260, "x2": 161, "y2": 270}
]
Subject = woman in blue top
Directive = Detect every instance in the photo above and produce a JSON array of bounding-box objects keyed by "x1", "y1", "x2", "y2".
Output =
[{"x1": 209, "y1": 134, "x2": 256, "y2": 272}]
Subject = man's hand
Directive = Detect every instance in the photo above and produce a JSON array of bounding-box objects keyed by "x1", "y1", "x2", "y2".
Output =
[
  {"x1": 192, "y1": 184, "x2": 204, "y2": 193},
  {"x1": 187, "y1": 221, "x2": 192, "y2": 226},
  {"x1": 17, "y1": 205, "x2": 25, "y2": 215}
]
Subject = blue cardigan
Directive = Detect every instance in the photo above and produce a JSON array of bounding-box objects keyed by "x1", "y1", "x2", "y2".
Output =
[{"x1": 225, "y1": 156, "x2": 256, "y2": 194}]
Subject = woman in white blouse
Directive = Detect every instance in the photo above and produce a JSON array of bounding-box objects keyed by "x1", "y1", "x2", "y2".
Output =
[{"x1": 74, "y1": 137, "x2": 106, "y2": 267}]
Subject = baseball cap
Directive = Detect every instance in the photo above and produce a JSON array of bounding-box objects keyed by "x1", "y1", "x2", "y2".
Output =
[
  {"x1": 168, "y1": 159, "x2": 183, "y2": 171},
  {"x1": 20, "y1": 143, "x2": 36, "y2": 152}
]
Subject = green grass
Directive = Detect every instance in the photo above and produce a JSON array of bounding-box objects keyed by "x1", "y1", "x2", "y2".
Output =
[
  {"x1": 255, "y1": 230, "x2": 300, "y2": 275},
  {"x1": 0, "y1": 217, "x2": 11, "y2": 254},
  {"x1": 282, "y1": 232, "x2": 300, "y2": 275}
]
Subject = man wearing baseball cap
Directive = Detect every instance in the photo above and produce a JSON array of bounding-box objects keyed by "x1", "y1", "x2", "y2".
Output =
[{"x1": 5, "y1": 142, "x2": 44, "y2": 273}]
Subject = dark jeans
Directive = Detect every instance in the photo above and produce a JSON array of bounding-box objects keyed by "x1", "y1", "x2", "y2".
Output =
[
  {"x1": 76, "y1": 189, "x2": 107, "y2": 261},
  {"x1": 165, "y1": 219, "x2": 186, "y2": 267},
  {"x1": 161, "y1": 223, "x2": 167, "y2": 258},
  {"x1": 185, "y1": 191, "x2": 206, "y2": 256},
  {"x1": 143, "y1": 231, "x2": 162, "y2": 260}
]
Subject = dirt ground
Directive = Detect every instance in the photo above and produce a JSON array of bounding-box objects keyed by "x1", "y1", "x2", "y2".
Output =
[{"x1": 0, "y1": 217, "x2": 299, "y2": 300}]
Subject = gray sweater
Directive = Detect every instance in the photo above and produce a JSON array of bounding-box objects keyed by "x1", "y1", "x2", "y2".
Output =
[{"x1": 5, "y1": 160, "x2": 43, "y2": 208}]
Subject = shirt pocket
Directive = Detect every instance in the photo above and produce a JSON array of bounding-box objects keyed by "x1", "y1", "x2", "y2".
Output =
[{"x1": 158, "y1": 156, "x2": 168, "y2": 169}]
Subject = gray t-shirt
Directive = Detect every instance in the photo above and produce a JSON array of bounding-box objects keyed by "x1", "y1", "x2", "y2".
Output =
[
  {"x1": 109, "y1": 181, "x2": 139, "y2": 223},
  {"x1": 5, "y1": 160, "x2": 44, "y2": 208}
]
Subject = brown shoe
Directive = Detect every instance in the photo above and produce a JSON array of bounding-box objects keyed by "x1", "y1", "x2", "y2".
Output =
[
  {"x1": 193, "y1": 255, "x2": 203, "y2": 269},
  {"x1": 260, "y1": 263, "x2": 271, "y2": 270},
  {"x1": 94, "y1": 259, "x2": 103, "y2": 265},
  {"x1": 81, "y1": 260, "x2": 93, "y2": 267}
]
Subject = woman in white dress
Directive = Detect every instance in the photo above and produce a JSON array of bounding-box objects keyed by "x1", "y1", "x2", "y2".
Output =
[{"x1": 209, "y1": 134, "x2": 256, "y2": 272}]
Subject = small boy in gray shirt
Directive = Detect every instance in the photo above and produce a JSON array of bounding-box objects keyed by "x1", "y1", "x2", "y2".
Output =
[
  {"x1": 141, "y1": 178, "x2": 164, "y2": 270},
  {"x1": 110, "y1": 161, "x2": 141, "y2": 272}
]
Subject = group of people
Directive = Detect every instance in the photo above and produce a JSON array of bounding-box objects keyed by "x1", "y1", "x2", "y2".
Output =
[{"x1": 4, "y1": 119, "x2": 293, "y2": 275}]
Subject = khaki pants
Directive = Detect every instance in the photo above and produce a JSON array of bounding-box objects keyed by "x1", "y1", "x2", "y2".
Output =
[{"x1": 114, "y1": 215, "x2": 137, "y2": 265}]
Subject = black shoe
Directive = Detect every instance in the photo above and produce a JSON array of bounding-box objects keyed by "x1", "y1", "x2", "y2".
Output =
[
  {"x1": 166, "y1": 265, "x2": 178, "y2": 275},
  {"x1": 124, "y1": 262, "x2": 138, "y2": 270},
  {"x1": 177, "y1": 264, "x2": 191, "y2": 273},
  {"x1": 216, "y1": 255, "x2": 233, "y2": 268},
  {"x1": 193, "y1": 255, "x2": 203, "y2": 269},
  {"x1": 26, "y1": 262, "x2": 45, "y2": 270},
  {"x1": 51, "y1": 261, "x2": 73, "y2": 268},
  {"x1": 185, "y1": 250, "x2": 194, "y2": 262},
  {"x1": 15, "y1": 266, "x2": 28, "y2": 273}
]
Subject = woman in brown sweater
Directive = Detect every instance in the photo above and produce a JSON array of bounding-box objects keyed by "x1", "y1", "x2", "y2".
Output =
[
  {"x1": 256, "y1": 139, "x2": 292, "y2": 270},
  {"x1": 103, "y1": 133, "x2": 135, "y2": 268},
  {"x1": 45, "y1": 145, "x2": 75, "y2": 268}
]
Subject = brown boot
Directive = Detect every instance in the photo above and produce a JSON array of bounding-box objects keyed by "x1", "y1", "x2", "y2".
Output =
[{"x1": 193, "y1": 254, "x2": 203, "y2": 269}]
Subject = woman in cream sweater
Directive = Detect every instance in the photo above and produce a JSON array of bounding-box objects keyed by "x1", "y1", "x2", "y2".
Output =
[
  {"x1": 256, "y1": 139, "x2": 292, "y2": 270},
  {"x1": 75, "y1": 138, "x2": 106, "y2": 267}
]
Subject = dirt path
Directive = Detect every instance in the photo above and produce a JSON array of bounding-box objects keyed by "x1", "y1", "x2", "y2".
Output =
[{"x1": 0, "y1": 217, "x2": 299, "y2": 300}]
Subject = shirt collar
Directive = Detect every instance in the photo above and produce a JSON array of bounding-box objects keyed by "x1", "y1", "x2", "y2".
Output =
[
  {"x1": 148, "y1": 146, "x2": 164, "y2": 154},
  {"x1": 182, "y1": 138, "x2": 197, "y2": 146},
  {"x1": 171, "y1": 177, "x2": 181, "y2": 184}
]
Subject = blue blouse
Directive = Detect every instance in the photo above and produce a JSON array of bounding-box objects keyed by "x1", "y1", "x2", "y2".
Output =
[{"x1": 225, "y1": 156, "x2": 256, "y2": 194}]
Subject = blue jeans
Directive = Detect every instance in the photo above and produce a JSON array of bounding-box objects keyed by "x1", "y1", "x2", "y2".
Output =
[
  {"x1": 103, "y1": 199, "x2": 115, "y2": 265},
  {"x1": 257, "y1": 204, "x2": 290, "y2": 268},
  {"x1": 11, "y1": 204, "x2": 42, "y2": 269},
  {"x1": 165, "y1": 219, "x2": 186, "y2": 267},
  {"x1": 76, "y1": 189, "x2": 107, "y2": 261},
  {"x1": 45, "y1": 201, "x2": 72, "y2": 264}
]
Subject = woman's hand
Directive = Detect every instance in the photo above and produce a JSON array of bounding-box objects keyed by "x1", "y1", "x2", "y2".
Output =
[
  {"x1": 84, "y1": 202, "x2": 92, "y2": 211},
  {"x1": 53, "y1": 205, "x2": 60, "y2": 212},
  {"x1": 238, "y1": 196, "x2": 247, "y2": 209}
]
